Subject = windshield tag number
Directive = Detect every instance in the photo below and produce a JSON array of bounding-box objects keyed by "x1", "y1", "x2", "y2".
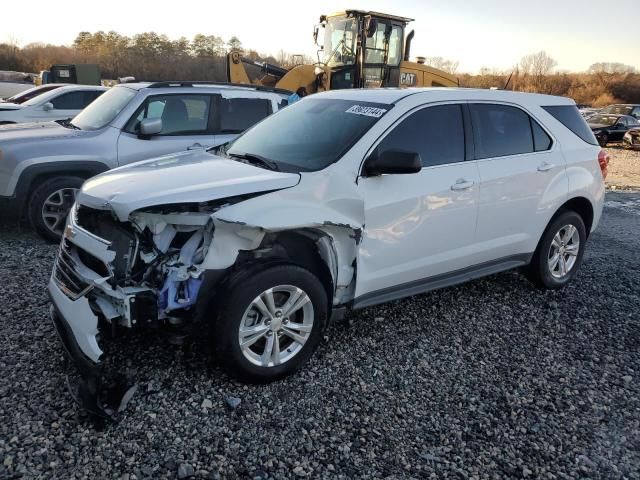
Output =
[{"x1": 346, "y1": 105, "x2": 387, "y2": 118}]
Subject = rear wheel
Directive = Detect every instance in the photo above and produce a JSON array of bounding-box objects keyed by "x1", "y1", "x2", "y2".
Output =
[
  {"x1": 213, "y1": 264, "x2": 328, "y2": 383},
  {"x1": 28, "y1": 176, "x2": 84, "y2": 242},
  {"x1": 525, "y1": 211, "x2": 587, "y2": 289}
]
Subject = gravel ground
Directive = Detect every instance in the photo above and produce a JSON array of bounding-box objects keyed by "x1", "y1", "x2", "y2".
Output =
[
  {"x1": 1, "y1": 192, "x2": 639, "y2": 479},
  {"x1": 606, "y1": 147, "x2": 640, "y2": 190}
]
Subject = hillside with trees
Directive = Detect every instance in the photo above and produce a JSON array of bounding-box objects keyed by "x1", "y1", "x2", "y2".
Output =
[{"x1": 1, "y1": 33, "x2": 638, "y2": 105}]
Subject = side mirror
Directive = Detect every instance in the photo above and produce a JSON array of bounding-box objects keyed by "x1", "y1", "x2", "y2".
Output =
[
  {"x1": 616, "y1": 123, "x2": 625, "y2": 128},
  {"x1": 42, "y1": 102, "x2": 54, "y2": 111},
  {"x1": 312, "y1": 25, "x2": 319, "y2": 46},
  {"x1": 362, "y1": 149, "x2": 422, "y2": 177},
  {"x1": 139, "y1": 118, "x2": 162, "y2": 137}
]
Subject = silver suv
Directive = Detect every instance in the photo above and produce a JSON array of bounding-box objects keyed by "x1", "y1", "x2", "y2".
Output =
[{"x1": 0, "y1": 82, "x2": 289, "y2": 241}]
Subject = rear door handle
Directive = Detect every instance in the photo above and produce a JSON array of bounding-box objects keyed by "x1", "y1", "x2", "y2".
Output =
[
  {"x1": 451, "y1": 179, "x2": 475, "y2": 191},
  {"x1": 537, "y1": 161, "x2": 555, "y2": 172}
]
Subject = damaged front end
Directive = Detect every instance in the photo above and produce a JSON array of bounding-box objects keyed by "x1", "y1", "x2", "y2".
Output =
[
  {"x1": 49, "y1": 174, "x2": 363, "y2": 419},
  {"x1": 48, "y1": 198, "x2": 252, "y2": 419}
]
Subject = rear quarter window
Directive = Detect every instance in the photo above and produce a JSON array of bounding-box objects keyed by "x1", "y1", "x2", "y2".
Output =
[{"x1": 542, "y1": 105, "x2": 598, "y2": 145}]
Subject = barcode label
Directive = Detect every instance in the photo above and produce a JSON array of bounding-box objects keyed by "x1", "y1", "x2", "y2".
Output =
[{"x1": 345, "y1": 105, "x2": 387, "y2": 118}]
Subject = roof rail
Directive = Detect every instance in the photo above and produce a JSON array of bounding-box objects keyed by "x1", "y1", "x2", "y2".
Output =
[{"x1": 146, "y1": 81, "x2": 292, "y2": 95}]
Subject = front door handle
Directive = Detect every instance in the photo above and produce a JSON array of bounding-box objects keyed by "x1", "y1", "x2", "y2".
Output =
[
  {"x1": 537, "y1": 161, "x2": 555, "y2": 172},
  {"x1": 451, "y1": 179, "x2": 475, "y2": 191}
]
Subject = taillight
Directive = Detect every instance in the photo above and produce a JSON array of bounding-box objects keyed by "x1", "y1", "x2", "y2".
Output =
[{"x1": 598, "y1": 149, "x2": 609, "y2": 179}]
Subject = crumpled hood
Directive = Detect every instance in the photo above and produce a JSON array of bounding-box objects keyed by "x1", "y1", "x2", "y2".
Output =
[
  {"x1": 77, "y1": 150, "x2": 301, "y2": 221},
  {"x1": 0, "y1": 121, "x2": 86, "y2": 143}
]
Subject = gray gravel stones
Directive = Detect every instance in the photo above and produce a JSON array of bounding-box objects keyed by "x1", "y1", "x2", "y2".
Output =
[
  {"x1": 177, "y1": 463, "x2": 195, "y2": 479},
  {"x1": 0, "y1": 192, "x2": 639, "y2": 479}
]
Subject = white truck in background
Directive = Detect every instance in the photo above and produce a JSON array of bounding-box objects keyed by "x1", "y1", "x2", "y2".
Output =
[{"x1": 0, "y1": 71, "x2": 36, "y2": 99}]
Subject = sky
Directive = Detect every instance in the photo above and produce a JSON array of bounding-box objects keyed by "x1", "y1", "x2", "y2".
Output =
[{"x1": 3, "y1": 0, "x2": 639, "y2": 74}]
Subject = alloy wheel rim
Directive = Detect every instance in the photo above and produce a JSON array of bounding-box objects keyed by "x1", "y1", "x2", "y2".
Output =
[
  {"x1": 548, "y1": 224, "x2": 580, "y2": 279},
  {"x1": 238, "y1": 285, "x2": 314, "y2": 367},
  {"x1": 41, "y1": 188, "x2": 78, "y2": 236}
]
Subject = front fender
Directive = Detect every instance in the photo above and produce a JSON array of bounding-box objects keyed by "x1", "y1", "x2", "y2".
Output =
[{"x1": 8, "y1": 158, "x2": 111, "y2": 203}]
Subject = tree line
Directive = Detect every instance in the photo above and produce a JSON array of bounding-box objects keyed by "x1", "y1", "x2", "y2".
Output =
[{"x1": 1, "y1": 33, "x2": 638, "y2": 106}]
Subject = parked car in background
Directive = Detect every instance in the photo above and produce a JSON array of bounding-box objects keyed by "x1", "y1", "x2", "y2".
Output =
[
  {"x1": 0, "y1": 71, "x2": 36, "y2": 99},
  {"x1": 623, "y1": 127, "x2": 640, "y2": 149},
  {"x1": 0, "y1": 85, "x2": 106, "y2": 125},
  {"x1": 600, "y1": 104, "x2": 640, "y2": 119},
  {"x1": 587, "y1": 114, "x2": 640, "y2": 146},
  {"x1": 1, "y1": 84, "x2": 67, "y2": 104},
  {"x1": 48, "y1": 88, "x2": 606, "y2": 411},
  {"x1": 0, "y1": 81, "x2": 289, "y2": 241},
  {"x1": 579, "y1": 107, "x2": 600, "y2": 119}
]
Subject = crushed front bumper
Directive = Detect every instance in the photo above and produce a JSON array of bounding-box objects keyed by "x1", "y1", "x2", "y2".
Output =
[{"x1": 48, "y1": 217, "x2": 134, "y2": 419}]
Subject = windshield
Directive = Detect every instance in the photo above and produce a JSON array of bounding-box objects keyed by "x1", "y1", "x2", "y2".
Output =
[
  {"x1": 4, "y1": 85, "x2": 62, "y2": 104},
  {"x1": 589, "y1": 115, "x2": 619, "y2": 126},
  {"x1": 323, "y1": 17, "x2": 358, "y2": 66},
  {"x1": 72, "y1": 86, "x2": 136, "y2": 130},
  {"x1": 224, "y1": 98, "x2": 391, "y2": 172}
]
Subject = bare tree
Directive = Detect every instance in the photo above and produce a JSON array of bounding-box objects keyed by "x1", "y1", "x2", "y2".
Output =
[
  {"x1": 588, "y1": 62, "x2": 637, "y2": 74},
  {"x1": 423, "y1": 56, "x2": 459, "y2": 74},
  {"x1": 519, "y1": 51, "x2": 557, "y2": 93}
]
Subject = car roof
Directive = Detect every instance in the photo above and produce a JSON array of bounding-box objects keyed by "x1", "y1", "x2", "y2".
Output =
[
  {"x1": 314, "y1": 87, "x2": 575, "y2": 106},
  {"x1": 117, "y1": 82, "x2": 289, "y2": 98},
  {"x1": 23, "y1": 84, "x2": 107, "y2": 104},
  {"x1": 50, "y1": 84, "x2": 108, "y2": 92}
]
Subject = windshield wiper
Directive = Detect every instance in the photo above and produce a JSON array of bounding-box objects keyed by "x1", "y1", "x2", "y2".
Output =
[
  {"x1": 228, "y1": 152, "x2": 280, "y2": 171},
  {"x1": 56, "y1": 118, "x2": 81, "y2": 130}
]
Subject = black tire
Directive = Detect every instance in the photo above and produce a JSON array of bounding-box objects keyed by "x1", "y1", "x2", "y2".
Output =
[
  {"x1": 598, "y1": 133, "x2": 609, "y2": 147},
  {"x1": 28, "y1": 176, "x2": 84, "y2": 243},
  {"x1": 525, "y1": 210, "x2": 587, "y2": 289},
  {"x1": 213, "y1": 264, "x2": 328, "y2": 383}
]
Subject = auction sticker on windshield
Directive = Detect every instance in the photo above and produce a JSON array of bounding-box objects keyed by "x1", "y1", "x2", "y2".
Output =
[{"x1": 346, "y1": 105, "x2": 387, "y2": 118}]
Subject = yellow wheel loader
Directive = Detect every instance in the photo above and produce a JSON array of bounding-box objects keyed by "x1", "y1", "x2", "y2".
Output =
[{"x1": 227, "y1": 10, "x2": 459, "y2": 94}]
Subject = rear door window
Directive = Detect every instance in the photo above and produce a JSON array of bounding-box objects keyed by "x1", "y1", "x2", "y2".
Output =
[
  {"x1": 219, "y1": 97, "x2": 272, "y2": 133},
  {"x1": 531, "y1": 119, "x2": 552, "y2": 152},
  {"x1": 376, "y1": 104, "x2": 465, "y2": 167},
  {"x1": 51, "y1": 92, "x2": 89, "y2": 110},
  {"x1": 469, "y1": 104, "x2": 534, "y2": 159}
]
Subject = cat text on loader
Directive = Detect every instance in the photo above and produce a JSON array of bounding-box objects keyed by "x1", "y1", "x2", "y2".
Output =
[{"x1": 227, "y1": 10, "x2": 459, "y2": 94}]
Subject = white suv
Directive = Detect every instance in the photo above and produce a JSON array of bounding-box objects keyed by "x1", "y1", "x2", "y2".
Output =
[{"x1": 49, "y1": 88, "x2": 606, "y2": 412}]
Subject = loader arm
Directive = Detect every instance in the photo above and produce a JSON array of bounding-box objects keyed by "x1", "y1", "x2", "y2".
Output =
[{"x1": 227, "y1": 51, "x2": 322, "y2": 94}]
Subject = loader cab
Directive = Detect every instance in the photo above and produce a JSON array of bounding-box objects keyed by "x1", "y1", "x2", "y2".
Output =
[{"x1": 320, "y1": 10, "x2": 409, "y2": 89}]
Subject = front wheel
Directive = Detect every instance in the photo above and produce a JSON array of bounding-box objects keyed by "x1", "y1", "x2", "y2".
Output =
[
  {"x1": 28, "y1": 176, "x2": 84, "y2": 243},
  {"x1": 213, "y1": 264, "x2": 328, "y2": 383},
  {"x1": 525, "y1": 211, "x2": 587, "y2": 289}
]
